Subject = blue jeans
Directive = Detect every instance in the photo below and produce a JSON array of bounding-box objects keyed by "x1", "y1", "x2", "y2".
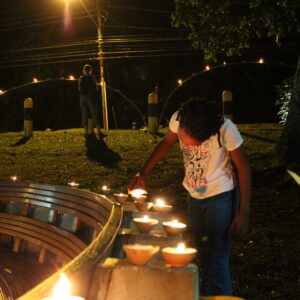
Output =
[
  {"x1": 188, "y1": 188, "x2": 239, "y2": 296},
  {"x1": 80, "y1": 95, "x2": 100, "y2": 130}
]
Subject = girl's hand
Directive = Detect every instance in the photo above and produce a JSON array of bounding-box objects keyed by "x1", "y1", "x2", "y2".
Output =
[{"x1": 229, "y1": 210, "x2": 249, "y2": 238}]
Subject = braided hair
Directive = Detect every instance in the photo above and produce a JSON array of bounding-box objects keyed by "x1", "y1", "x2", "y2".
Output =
[{"x1": 176, "y1": 97, "x2": 224, "y2": 146}]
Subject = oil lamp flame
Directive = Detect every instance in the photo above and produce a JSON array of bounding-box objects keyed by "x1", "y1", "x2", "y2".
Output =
[
  {"x1": 156, "y1": 198, "x2": 165, "y2": 206},
  {"x1": 177, "y1": 243, "x2": 186, "y2": 253},
  {"x1": 53, "y1": 273, "x2": 71, "y2": 297},
  {"x1": 131, "y1": 189, "x2": 146, "y2": 198},
  {"x1": 10, "y1": 176, "x2": 17, "y2": 182}
]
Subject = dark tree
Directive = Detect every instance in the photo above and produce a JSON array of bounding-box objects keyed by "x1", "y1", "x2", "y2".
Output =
[
  {"x1": 172, "y1": 0, "x2": 300, "y2": 164},
  {"x1": 278, "y1": 56, "x2": 300, "y2": 165}
]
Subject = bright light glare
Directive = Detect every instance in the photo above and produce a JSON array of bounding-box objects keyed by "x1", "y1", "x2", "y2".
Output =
[
  {"x1": 130, "y1": 189, "x2": 146, "y2": 198},
  {"x1": 155, "y1": 198, "x2": 166, "y2": 206},
  {"x1": 142, "y1": 215, "x2": 149, "y2": 221},
  {"x1": 176, "y1": 243, "x2": 186, "y2": 253},
  {"x1": 53, "y1": 273, "x2": 71, "y2": 297}
]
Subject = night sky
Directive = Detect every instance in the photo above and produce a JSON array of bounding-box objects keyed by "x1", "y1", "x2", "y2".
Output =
[
  {"x1": 0, "y1": 0, "x2": 299, "y2": 94},
  {"x1": 0, "y1": 0, "x2": 193, "y2": 87}
]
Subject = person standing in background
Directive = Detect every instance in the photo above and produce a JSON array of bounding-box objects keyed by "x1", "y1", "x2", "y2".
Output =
[{"x1": 78, "y1": 64, "x2": 103, "y2": 139}]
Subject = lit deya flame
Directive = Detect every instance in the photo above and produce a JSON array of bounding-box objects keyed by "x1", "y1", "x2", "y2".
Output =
[
  {"x1": 131, "y1": 189, "x2": 146, "y2": 198},
  {"x1": 176, "y1": 243, "x2": 186, "y2": 253},
  {"x1": 155, "y1": 198, "x2": 166, "y2": 206},
  {"x1": 10, "y1": 175, "x2": 17, "y2": 182},
  {"x1": 53, "y1": 273, "x2": 71, "y2": 297},
  {"x1": 142, "y1": 215, "x2": 149, "y2": 221}
]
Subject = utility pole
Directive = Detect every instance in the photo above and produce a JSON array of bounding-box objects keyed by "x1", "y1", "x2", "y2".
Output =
[{"x1": 96, "y1": 0, "x2": 109, "y2": 130}]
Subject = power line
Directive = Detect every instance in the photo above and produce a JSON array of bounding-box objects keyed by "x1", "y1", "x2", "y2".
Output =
[
  {"x1": 0, "y1": 53, "x2": 200, "y2": 69},
  {"x1": 106, "y1": 4, "x2": 172, "y2": 14},
  {"x1": 0, "y1": 35, "x2": 191, "y2": 55}
]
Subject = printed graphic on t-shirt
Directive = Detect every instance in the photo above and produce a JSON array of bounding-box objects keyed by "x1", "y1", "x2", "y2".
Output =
[{"x1": 182, "y1": 141, "x2": 211, "y2": 194}]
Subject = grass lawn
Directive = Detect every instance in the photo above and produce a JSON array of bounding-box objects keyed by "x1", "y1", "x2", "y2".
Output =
[{"x1": 0, "y1": 125, "x2": 299, "y2": 300}]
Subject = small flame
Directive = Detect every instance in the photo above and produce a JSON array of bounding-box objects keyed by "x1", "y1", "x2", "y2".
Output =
[
  {"x1": 131, "y1": 189, "x2": 146, "y2": 198},
  {"x1": 69, "y1": 75, "x2": 75, "y2": 80},
  {"x1": 33, "y1": 77, "x2": 38, "y2": 83},
  {"x1": 143, "y1": 215, "x2": 149, "y2": 221},
  {"x1": 258, "y1": 58, "x2": 264, "y2": 64},
  {"x1": 176, "y1": 243, "x2": 186, "y2": 253},
  {"x1": 177, "y1": 79, "x2": 183, "y2": 85},
  {"x1": 205, "y1": 65, "x2": 210, "y2": 71},
  {"x1": 10, "y1": 176, "x2": 18, "y2": 182},
  {"x1": 53, "y1": 273, "x2": 71, "y2": 297},
  {"x1": 156, "y1": 198, "x2": 166, "y2": 206},
  {"x1": 102, "y1": 185, "x2": 108, "y2": 191}
]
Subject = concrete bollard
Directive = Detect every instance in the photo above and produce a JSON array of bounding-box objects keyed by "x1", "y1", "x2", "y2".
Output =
[
  {"x1": 87, "y1": 118, "x2": 94, "y2": 135},
  {"x1": 24, "y1": 98, "x2": 33, "y2": 137},
  {"x1": 222, "y1": 90, "x2": 233, "y2": 120},
  {"x1": 132, "y1": 122, "x2": 137, "y2": 130},
  {"x1": 148, "y1": 87, "x2": 158, "y2": 133}
]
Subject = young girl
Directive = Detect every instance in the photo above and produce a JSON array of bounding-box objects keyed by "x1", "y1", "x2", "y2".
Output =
[{"x1": 129, "y1": 97, "x2": 251, "y2": 296}]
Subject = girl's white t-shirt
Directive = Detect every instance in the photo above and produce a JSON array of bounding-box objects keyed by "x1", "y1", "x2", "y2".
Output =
[{"x1": 169, "y1": 112, "x2": 243, "y2": 199}]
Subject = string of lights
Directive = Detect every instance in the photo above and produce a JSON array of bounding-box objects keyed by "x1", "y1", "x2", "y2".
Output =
[{"x1": 0, "y1": 59, "x2": 295, "y2": 96}]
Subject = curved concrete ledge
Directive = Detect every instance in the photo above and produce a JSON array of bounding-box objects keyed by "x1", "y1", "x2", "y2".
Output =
[
  {"x1": 18, "y1": 202, "x2": 122, "y2": 300},
  {"x1": 0, "y1": 182, "x2": 123, "y2": 300}
]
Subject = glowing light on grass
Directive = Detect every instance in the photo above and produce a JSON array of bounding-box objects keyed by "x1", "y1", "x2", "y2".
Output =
[
  {"x1": 258, "y1": 58, "x2": 264, "y2": 64},
  {"x1": 10, "y1": 175, "x2": 18, "y2": 182}
]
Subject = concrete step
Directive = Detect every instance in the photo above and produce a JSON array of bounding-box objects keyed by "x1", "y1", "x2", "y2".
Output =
[{"x1": 91, "y1": 258, "x2": 199, "y2": 300}]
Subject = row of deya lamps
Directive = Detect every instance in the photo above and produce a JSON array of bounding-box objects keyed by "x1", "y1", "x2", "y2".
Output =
[
  {"x1": 101, "y1": 186, "x2": 197, "y2": 268},
  {"x1": 67, "y1": 183, "x2": 197, "y2": 298},
  {"x1": 68, "y1": 182, "x2": 197, "y2": 267},
  {"x1": 10, "y1": 177, "x2": 197, "y2": 268},
  {"x1": 8, "y1": 176, "x2": 197, "y2": 299}
]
